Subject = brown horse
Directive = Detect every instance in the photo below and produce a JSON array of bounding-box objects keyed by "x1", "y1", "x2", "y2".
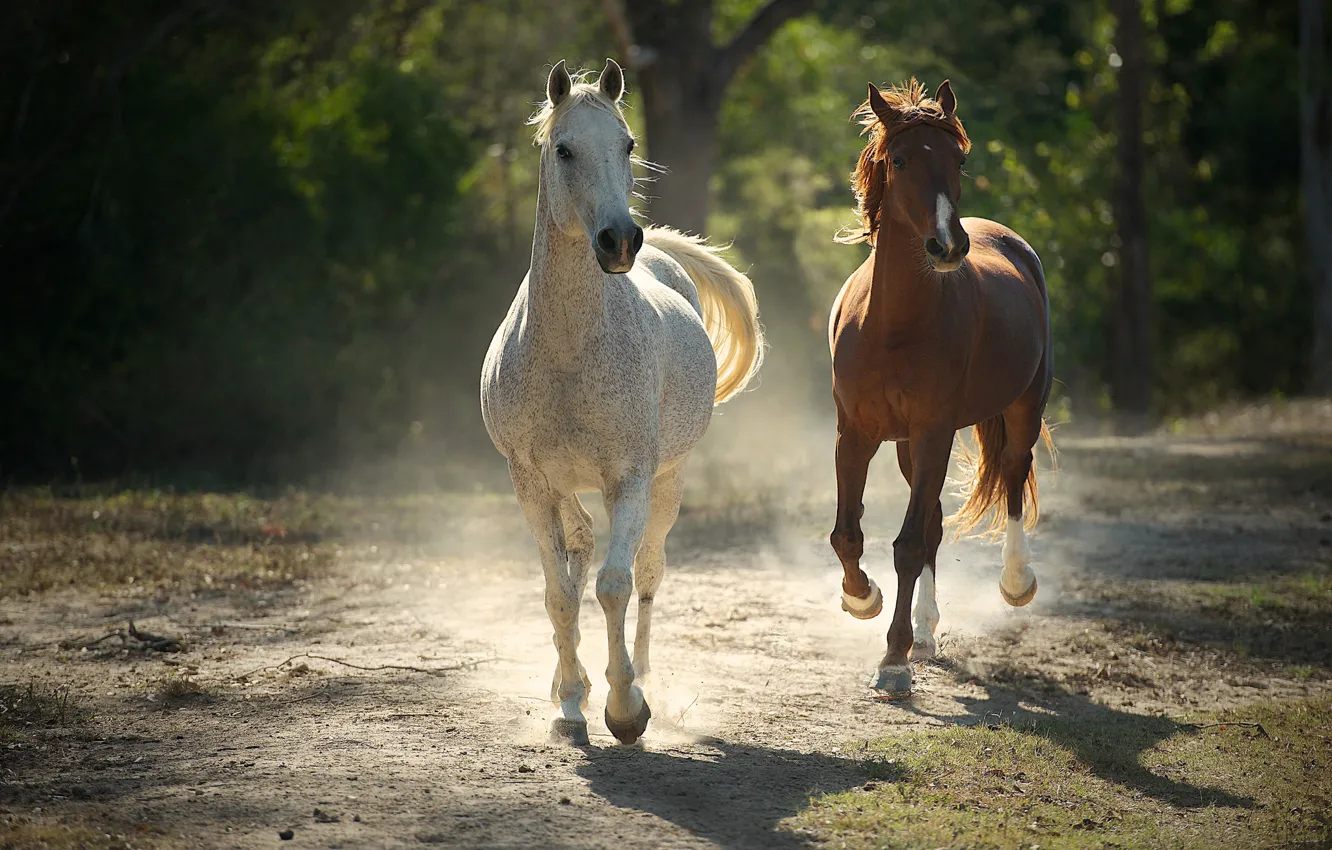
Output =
[{"x1": 829, "y1": 79, "x2": 1055, "y2": 693}]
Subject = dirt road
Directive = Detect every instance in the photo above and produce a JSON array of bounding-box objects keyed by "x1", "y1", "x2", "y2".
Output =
[{"x1": 3, "y1": 405, "x2": 1331, "y2": 848}]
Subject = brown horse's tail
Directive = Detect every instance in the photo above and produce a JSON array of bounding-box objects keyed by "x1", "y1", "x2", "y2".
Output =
[{"x1": 946, "y1": 417, "x2": 1056, "y2": 539}]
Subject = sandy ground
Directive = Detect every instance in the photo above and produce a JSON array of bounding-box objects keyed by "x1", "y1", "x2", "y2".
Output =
[{"x1": 2, "y1": 405, "x2": 1331, "y2": 848}]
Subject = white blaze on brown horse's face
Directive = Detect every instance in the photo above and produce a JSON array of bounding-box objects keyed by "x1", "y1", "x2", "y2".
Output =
[
  {"x1": 869, "y1": 80, "x2": 971, "y2": 273},
  {"x1": 541, "y1": 59, "x2": 643, "y2": 273}
]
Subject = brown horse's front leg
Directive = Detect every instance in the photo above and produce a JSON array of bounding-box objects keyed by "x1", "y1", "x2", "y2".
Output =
[
  {"x1": 876, "y1": 427, "x2": 955, "y2": 693},
  {"x1": 830, "y1": 425, "x2": 882, "y2": 619}
]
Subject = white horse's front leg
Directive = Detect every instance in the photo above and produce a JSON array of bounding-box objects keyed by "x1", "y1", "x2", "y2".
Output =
[
  {"x1": 510, "y1": 465, "x2": 588, "y2": 744},
  {"x1": 599, "y1": 473, "x2": 653, "y2": 745},
  {"x1": 631, "y1": 467, "x2": 683, "y2": 688}
]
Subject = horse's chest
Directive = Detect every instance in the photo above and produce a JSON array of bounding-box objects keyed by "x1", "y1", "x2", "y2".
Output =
[
  {"x1": 835, "y1": 346, "x2": 940, "y2": 442},
  {"x1": 488, "y1": 350, "x2": 661, "y2": 469}
]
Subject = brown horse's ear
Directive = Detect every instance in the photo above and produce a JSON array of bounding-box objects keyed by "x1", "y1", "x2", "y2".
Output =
[
  {"x1": 599, "y1": 58, "x2": 624, "y2": 102},
  {"x1": 867, "y1": 83, "x2": 902, "y2": 126},
  {"x1": 936, "y1": 80, "x2": 957, "y2": 117},
  {"x1": 547, "y1": 60, "x2": 572, "y2": 107}
]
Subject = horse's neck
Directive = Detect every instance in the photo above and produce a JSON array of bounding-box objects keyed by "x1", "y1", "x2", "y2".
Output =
[
  {"x1": 526, "y1": 189, "x2": 606, "y2": 369},
  {"x1": 868, "y1": 221, "x2": 942, "y2": 328}
]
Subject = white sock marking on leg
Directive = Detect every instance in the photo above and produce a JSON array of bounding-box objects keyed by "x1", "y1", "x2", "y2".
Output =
[
  {"x1": 1000, "y1": 517, "x2": 1035, "y2": 597},
  {"x1": 912, "y1": 567, "x2": 939, "y2": 644},
  {"x1": 842, "y1": 577, "x2": 881, "y2": 615}
]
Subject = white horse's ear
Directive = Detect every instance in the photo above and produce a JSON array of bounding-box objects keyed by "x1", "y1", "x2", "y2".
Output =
[
  {"x1": 600, "y1": 58, "x2": 624, "y2": 102},
  {"x1": 936, "y1": 80, "x2": 957, "y2": 117},
  {"x1": 548, "y1": 60, "x2": 572, "y2": 107},
  {"x1": 867, "y1": 83, "x2": 902, "y2": 126}
]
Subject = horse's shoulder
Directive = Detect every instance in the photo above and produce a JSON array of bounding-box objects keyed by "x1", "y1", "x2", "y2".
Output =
[
  {"x1": 630, "y1": 245, "x2": 702, "y2": 313},
  {"x1": 962, "y1": 218, "x2": 1043, "y2": 282}
]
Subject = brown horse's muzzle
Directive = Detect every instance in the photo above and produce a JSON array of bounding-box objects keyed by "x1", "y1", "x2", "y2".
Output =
[{"x1": 925, "y1": 231, "x2": 970, "y2": 272}]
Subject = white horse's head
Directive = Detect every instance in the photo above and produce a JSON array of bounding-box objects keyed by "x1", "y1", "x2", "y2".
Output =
[{"x1": 533, "y1": 59, "x2": 642, "y2": 274}]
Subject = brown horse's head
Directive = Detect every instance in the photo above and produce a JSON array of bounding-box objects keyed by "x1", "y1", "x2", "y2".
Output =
[{"x1": 845, "y1": 79, "x2": 973, "y2": 272}]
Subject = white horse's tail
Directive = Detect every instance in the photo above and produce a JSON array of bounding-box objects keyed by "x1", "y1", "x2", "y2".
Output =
[{"x1": 644, "y1": 226, "x2": 765, "y2": 404}]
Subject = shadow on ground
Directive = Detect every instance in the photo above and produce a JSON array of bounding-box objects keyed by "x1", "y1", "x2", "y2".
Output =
[
  {"x1": 904, "y1": 668, "x2": 1255, "y2": 811},
  {"x1": 576, "y1": 738, "x2": 874, "y2": 849}
]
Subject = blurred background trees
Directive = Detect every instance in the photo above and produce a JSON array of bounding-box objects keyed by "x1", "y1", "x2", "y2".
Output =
[{"x1": 0, "y1": 0, "x2": 1320, "y2": 485}]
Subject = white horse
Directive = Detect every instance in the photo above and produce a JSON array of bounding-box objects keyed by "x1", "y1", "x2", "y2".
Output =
[{"x1": 480, "y1": 60, "x2": 764, "y2": 746}]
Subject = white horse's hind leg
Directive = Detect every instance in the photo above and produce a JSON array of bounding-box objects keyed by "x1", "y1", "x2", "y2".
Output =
[
  {"x1": 632, "y1": 467, "x2": 683, "y2": 689},
  {"x1": 598, "y1": 473, "x2": 653, "y2": 745},
  {"x1": 549, "y1": 496, "x2": 594, "y2": 708},
  {"x1": 510, "y1": 465, "x2": 589, "y2": 744}
]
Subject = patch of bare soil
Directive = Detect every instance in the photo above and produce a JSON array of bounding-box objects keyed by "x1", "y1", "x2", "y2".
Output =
[{"x1": 2, "y1": 405, "x2": 1331, "y2": 848}]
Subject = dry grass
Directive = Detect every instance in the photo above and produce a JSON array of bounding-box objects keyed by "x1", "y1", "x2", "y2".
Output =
[
  {"x1": 792, "y1": 698, "x2": 1332, "y2": 849},
  {"x1": 0, "y1": 488, "x2": 530, "y2": 598},
  {"x1": 1074, "y1": 572, "x2": 1332, "y2": 675},
  {"x1": 148, "y1": 675, "x2": 213, "y2": 709},
  {"x1": 0, "y1": 817, "x2": 169, "y2": 849},
  {"x1": 0, "y1": 681, "x2": 85, "y2": 729}
]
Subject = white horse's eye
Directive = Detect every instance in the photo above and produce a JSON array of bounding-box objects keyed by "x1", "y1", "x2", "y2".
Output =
[
  {"x1": 556, "y1": 144, "x2": 572, "y2": 160},
  {"x1": 627, "y1": 139, "x2": 635, "y2": 155}
]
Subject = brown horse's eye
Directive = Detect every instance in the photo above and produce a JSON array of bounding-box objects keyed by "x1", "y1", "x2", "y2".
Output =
[
  {"x1": 960, "y1": 156, "x2": 967, "y2": 166},
  {"x1": 892, "y1": 156, "x2": 905, "y2": 169}
]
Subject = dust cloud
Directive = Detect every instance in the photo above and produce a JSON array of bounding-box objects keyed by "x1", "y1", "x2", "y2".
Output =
[{"x1": 393, "y1": 374, "x2": 1070, "y2": 745}]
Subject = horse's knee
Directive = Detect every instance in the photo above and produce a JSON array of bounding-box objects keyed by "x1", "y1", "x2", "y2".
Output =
[
  {"x1": 596, "y1": 564, "x2": 633, "y2": 611},
  {"x1": 830, "y1": 525, "x2": 864, "y2": 565},
  {"x1": 545, "y1": 585, "x2": 579, "y2": 629},
  {"x1": 892, "y1": 533, "x2": 928, "y2": 577}
]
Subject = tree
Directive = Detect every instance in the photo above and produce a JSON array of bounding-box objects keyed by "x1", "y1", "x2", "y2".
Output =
[
  {"x1": 1302, "y1": 0, "x2": 1332, "y2": 392},
  {"x1": 603, "y1": 0, "x2": 815, "y2": 234},
  {"x1": 1109, "y1": 0, "x2": 1153, "y2": 417}
]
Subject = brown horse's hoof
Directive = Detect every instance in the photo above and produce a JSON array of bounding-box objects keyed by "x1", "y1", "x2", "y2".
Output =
[
  {"x1": 604, "y1": 702, "x2": 652, "y2": 745},
  {"x1": 872, "y1": 664, "x2": 913, "y2": 695},
  {"x1": 841, "y1": 579, "x2": 883, "y2": 620},
  {"x1": 1000, "y1": 576, "x2": 1038, "y2": 607},
  {"x1": 549, "y1": 717, "x2": 590, "y2": 746}
]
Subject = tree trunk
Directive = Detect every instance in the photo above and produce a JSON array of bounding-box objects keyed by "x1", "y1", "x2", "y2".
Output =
[
  {"x1": 626, "y1": 0, "x2": 721, "y2": 235},
  {"x1": 1110, "y1": 0, "x2": 1153, "y2": 417},
  {"x1": 1302, "y1": 0, "x2": 1332, "y2": 393},
  {"x1": 609, "y1": 0, "x2": 814, "y2": 234}
]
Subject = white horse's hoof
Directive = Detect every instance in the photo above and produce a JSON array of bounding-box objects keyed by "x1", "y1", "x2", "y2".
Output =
[
  {"x1": 1000, "y1": 575, "x2": 1038, "y2": 607},
  {"x1": 841, "y1": 579, "x2": 883, "y2": 620},
  {"x1": 549, "y1": 718, "x2": 590, "y2": 746},
  {"x1": 909, "y1": 638, "x2": 938, "y2": 661},
  {"x1": 604, "y1": 702, "x2": 652, "y2": 745},
  {"x1": 872, "y1": 664, "x2": 913, "y2": 694}
]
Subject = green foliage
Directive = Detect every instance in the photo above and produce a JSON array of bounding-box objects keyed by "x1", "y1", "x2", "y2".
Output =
[
  {"x1": 716, "y1": 0, "x2": 1306, "y2": 418},
  {"x1": 0, "y1": 0, "x2": 1313, "y2": 484}
]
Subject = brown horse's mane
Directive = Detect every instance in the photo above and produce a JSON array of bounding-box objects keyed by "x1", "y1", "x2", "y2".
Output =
[{"x1": 839, "y1": 78, "x2": 972, "y2": 245}]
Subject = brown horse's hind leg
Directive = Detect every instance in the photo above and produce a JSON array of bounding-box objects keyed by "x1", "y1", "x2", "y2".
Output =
[
  {"x1": 896, "y1": 442, "x2": 944, "y2": 660},
  {"x1": 998, "y1": 400, "x2": 1043, "y2": 607},
  {"x1": 831, "y1": 424, "x2": 883, "y2": 619},
  {"x1": 876, "y1": 427, "x2": 954, "y2": 693}
]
